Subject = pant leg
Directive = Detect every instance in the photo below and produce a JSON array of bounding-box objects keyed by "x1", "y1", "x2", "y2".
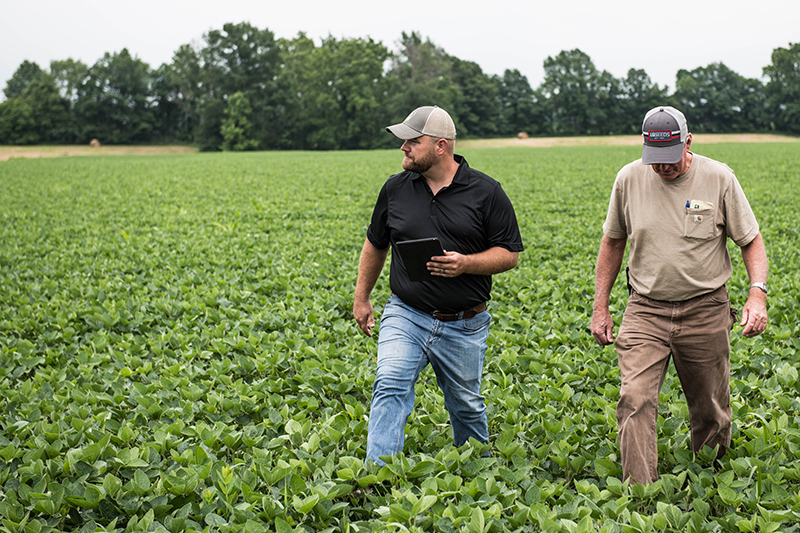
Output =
[
  {"x1": 615, "y1": 292, "x2": 673, "y2": 485},
  {"x1": 670, "y1": 287, "x2": 733, "y2": 457},
  {"x1": 427, "y1": 310, "x2": 492, "y2": 447},
  {"x1": 366, "y1": 297, "x2": 431, "y2": 465}
]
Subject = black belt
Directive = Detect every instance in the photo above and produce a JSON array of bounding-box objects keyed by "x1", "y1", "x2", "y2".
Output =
[{"x1": 426, "y1": 302, "x2": 487, "y2": 322}]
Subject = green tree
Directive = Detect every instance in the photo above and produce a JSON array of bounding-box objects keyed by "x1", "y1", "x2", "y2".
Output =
[
  {"x1": 4, "y1": 60, "x2": 44, "y2": 99},
  {"x1": 275, "y1": 33, "x2": 318, "y2": 149},
  {"x1": 311, "y1": 36, "x2": 390, "y2": 150},
  {"x1": 618, "y1": 68, "x2": 670, "y2": 134},
  {"x1": 594, "y1": 69, "x2": 625, "y2": 134},
  {"x1": 385, "y1": 32, "x2": 459, "y2": 138},
  {"x1": 73, "y1": 48, "x2": 155, "y2": 144},
  {"x1": 196, "y1": 22, "x2": 281, "y2": 151},
  {"x1": 168, "y1": 44, "x2": 205, "y2": 141},
  {"x1": 674, "y1": 62, "x2": 766, "y2": 133},
  {"x1": 0, "y1": 70, "x2": 71, "y2": 144},
  {"x1": 149, "y1": 63, "x2": 190, "y2": 143},
  {"x1": 49, "y1": 59, "x2": 89, "y2": 141},
  {"x1": 763, "y1": 42, "x2": 800, "y2": 134},
  {"x1": 275, "y1": 34, "x2": 391, "y2": 150},
  {"x1": 220, "y1": 91, "x2": 258, "y2": 151},
  {"x1": 49, "y1": 58, "x2": 88, "y2": 110},
  {"x1": 449, "y1": 57, "x2": 500, "y2": 138},
  {"x1": 495, "y1": 69, "x2": 546, "y2": 137},
  {"x1": 540, "y1": 49, "x2": 619, "y2": 135},
  {"x1": 0, "y1": 97, "x2": 37, "y2": 144},
  {"x1": 22, "y1": 74, "x2": 71, "y2": 142}
]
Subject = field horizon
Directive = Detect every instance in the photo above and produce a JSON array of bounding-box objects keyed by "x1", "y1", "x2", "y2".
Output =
[{"x1": 1, "y1": 133, "x2": 798, "y2": 161}]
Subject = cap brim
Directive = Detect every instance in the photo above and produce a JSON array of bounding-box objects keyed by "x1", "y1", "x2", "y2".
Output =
[
  {"x1": 386, "y1": 123, "x2": 423, "y2": 140},
  {"x1": 642, "y1": 143, "x2": 684, "y2": 165}
]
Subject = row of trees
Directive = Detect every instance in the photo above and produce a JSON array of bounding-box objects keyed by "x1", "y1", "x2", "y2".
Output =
[{"x1": 1, "y1": 23, "x2": 798, "y2": 150}]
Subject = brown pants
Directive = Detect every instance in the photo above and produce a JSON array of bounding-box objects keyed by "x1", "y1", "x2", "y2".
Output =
[{"x1": 615, "y1": 285, "x2": 736, "y2": 485}]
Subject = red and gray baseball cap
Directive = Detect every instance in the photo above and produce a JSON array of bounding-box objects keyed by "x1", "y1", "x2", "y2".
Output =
[
  {"x1": 386, "y1": 106, "x2": 457, "y2": 140},
  {"x1": 642, "y1": 106, "x2": 688, "y2": 164}
]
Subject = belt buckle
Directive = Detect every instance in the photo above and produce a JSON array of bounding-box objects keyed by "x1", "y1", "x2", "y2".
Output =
[{"x1": 432, "y1": 309, "x2": 456, "y2": 321}]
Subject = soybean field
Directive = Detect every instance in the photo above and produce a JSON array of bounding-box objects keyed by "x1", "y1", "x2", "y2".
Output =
[{"x1": 1, "y1": 142, "x2": 800, "y2": 532}]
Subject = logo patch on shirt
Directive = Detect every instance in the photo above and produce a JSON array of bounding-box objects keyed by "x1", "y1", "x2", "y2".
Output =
[{"x1": 693, "y1": 215, "x2": 704, "y2": 224}]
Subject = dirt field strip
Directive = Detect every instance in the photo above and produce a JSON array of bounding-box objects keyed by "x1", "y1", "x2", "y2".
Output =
[
  {"x1": 0, "y1": 145, "x2": 198, "y2": 162},
  {"x1": 1, "y1": 134, "x2": 797, "y2": 161}
]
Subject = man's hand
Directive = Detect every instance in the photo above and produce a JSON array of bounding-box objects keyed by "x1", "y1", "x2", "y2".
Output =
[
  {"x1": 740, "y1": 290, "x2": 768, "y2": 337},
  {"x1": 353, "y1": 299, "x2": 376, "y2": 336},
  {"x1": 428, "y1": 251, "x2": 467, "y2": 277},
  {"x1": 428, "y1": 247, "x2": 518, "y2": 278},
  {"x1": 353, "y1": 239, "x2": 388, "y2": 337},
  {"x1": 591, "y1": 235, "x2": 626, "y2": 346},
  {"x1": 591, "y1": 307, "x2": 616, "y2": 345}
]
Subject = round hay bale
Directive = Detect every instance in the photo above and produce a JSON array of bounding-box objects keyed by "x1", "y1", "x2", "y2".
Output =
[
  {"x1": 517, "y1": 132, "x2": 529, "y2": 139},
  {"x1": 90, "y1": 139, "x2": 101, "y2": 148}
]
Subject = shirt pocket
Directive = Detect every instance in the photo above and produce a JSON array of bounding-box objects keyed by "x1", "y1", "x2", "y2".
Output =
[{"x1": 683, "y1": 200, "x2": 715, "y2": 240}]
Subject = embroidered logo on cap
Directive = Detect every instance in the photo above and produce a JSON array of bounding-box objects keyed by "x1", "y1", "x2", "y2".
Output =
[{"x1": 647, "y1": 130, "x2": 678, "y2": 142}]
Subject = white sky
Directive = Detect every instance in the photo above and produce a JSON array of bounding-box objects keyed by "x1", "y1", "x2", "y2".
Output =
[{"x1": 1, "y1": 0, "x2": 798, "y2": 100}]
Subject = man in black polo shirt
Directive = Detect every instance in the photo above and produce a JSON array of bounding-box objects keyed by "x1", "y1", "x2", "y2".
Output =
[{"x1": 354, "y1": 105, "x2": 524, "y2": 464}]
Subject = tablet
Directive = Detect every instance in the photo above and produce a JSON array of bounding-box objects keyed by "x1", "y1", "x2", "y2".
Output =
[{"x1": 395, "y1": 238, "x2": 445, "y2": 282}]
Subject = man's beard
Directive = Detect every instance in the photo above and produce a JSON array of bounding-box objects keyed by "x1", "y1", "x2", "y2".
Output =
[{"x1": 402, "y1": 148, "x2": 436, "y2": 174}]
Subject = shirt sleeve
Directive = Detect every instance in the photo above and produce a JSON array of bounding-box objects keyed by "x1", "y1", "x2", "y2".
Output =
[
  {"x1": 484, "y1": 184, "x2": 524, "y2": 252},
  {"x1": 366, "y1": 182, "x2": 391, "y2": 249},
  {"x1": 602, "y1": 174, "x2": 628, "y2": 239},
  {"x1": 723, "y1": 172, "x2": 760, "y2": 247}
]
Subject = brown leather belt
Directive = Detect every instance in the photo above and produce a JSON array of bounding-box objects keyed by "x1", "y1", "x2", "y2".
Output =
[{"x1": 427, "y1": 302, "x2": 487, "y2": 322}]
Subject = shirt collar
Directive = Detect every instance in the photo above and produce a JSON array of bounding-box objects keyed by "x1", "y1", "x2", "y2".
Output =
[{"x1": 452, "y1": 154, "x2": 469, "y2": 185}]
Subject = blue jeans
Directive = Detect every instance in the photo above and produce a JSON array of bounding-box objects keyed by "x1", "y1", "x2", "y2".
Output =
[{"x1": 366, "y1": 295, "x2": 492, "y2": 465}]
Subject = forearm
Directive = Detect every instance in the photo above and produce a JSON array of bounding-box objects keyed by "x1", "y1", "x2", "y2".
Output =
[
  {"x1": 354, "y1": 239, "x2": 389, "y2": 302},
  {"x1": 593, "y1": 236, "x2": 627, "y2": 310},
  {"x1": 741, "y1": 232, "x2": 768, "y2": 307},
  {"x1": 590, "y1": 235, "x2": 627, "y2": 345},
  {"x1": 741, "y1": 233, "x2": 768, "y2": 285},
  {"x1": 462, "y1": 247, "x2": 519, "y2": 276},
  {"x1": 739, "y1": 232, "x2": 769, "y2": 336}
]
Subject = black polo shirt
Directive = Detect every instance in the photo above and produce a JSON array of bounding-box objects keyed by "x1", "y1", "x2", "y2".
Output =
[{"x1": 367, "y1": 155, "x2": 523, "y2": 313}]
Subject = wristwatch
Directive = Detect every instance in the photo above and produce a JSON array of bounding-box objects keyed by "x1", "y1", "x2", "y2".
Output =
[{"x1": 750, "y1": 282, "x2": 768, "y2": 294}]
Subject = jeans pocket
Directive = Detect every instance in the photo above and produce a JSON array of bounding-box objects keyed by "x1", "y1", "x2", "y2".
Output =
[
  {"x1": 462, "y1": 311, "x2": 491, "y2": 332},
  {"x1": 628, "y1": 291, "x2": 645, "y2": 306},
  {"x1": 381, "y1": 298, "x2": 403, "y2": 319},
  {"x1": 706, "y1": 288, "x2": 729, "y2": 305}
]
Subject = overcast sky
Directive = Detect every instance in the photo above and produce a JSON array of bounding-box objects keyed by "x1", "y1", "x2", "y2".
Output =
[{"x1": 1, "y1": 0, "x2": 798, "y2": 100}]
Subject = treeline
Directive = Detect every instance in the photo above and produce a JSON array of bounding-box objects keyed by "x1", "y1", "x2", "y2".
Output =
[{"x1": 1, "y1": 23, "x2": 798, "y2": 150}]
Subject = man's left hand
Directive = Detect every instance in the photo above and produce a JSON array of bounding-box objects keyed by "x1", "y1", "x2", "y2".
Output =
[
  {"x1": 740, "y1": 291, "x2": 768, "y2": 337},
  {"x1": 428, "y1": 251, "x2": 467, "y2": 278}
]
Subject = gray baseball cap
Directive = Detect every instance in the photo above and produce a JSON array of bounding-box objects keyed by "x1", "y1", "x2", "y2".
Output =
[
  {"x1": 642, "y1": 106, "x2": 688, "y2": 164},
  {"x1": 386, "y1": 106, "x2": 457, "y2": 140}
]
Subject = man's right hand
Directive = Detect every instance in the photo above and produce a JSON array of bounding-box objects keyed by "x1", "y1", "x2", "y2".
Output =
[
  {"x1": 354, "y1": 299, "x2": 375, "y2": 336},
  {"x1": 591, "y1": 307, "x2": 615, "y2": 345}
]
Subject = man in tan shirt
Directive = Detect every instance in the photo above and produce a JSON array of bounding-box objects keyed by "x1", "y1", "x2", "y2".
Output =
[{"x1": 590, "y1": 106, "x2": 769, "y2": 485}]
